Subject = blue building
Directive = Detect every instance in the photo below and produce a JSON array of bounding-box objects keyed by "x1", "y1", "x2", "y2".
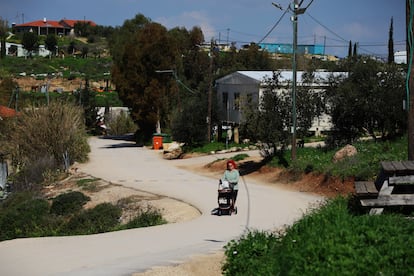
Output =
[{"x1": 258, "y1": 43, "x2": 325, "y2": 55}]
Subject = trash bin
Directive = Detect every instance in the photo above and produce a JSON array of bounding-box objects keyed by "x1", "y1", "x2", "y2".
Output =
[
  {"x1": 152, "y1": 135, "x2": 163, "y2": 150},
  {"x1": 160, "y1": 133, "x2": 171, "y2": 143}
]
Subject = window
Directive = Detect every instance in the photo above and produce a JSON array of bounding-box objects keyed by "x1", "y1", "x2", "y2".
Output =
[
  {"x1": 234, "y1": 93, "x2": 240, "y2": 110},
  {"x1": 223, "y1": 92, "x2": 228, "y2": 110}
]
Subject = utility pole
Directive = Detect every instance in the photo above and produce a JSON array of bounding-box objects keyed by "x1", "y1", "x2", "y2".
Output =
[
  {"x1": 407, "y1": 0, "x2": 414, "y2": 160},
  {"x1": 291, "y1": 0, "x2": 298, "y2": 160},
  {"x1": 207, "y1": 39, "x2": 214, "y2": 142},
  {"x1": 290, "y1": 0, "x2": 307, "y2": 160}
]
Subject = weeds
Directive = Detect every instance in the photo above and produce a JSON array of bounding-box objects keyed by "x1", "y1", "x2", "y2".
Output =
[
  {"x1": 276, "y1": 135, "x2": 408, "y2": 181},
  {"x1": 76, "y1": 177, "x2": 101, "y2": 191}
]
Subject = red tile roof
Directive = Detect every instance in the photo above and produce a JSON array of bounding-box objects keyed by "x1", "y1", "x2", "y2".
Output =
[
  {"x1": 0, "y1": 105, "x2": 19, "y2": 118},
  {"x1": 15, "y1": 19, "x2": 97, "y2": 28},
  {"x1": 16, "y1": 20, "x2": 63, "y2": 28}
]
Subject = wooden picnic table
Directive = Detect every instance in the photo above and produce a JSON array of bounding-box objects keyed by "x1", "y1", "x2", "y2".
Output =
[{"x1": 355, "y1": 161, "x2": 414, "y2": 214}]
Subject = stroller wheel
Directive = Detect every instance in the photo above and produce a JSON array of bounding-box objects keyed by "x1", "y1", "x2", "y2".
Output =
[
  {"x1": 234, "y1": 207, "x2": 238, "y2": 215},
  {"x1": 217, "y1": 209, "x2": 222, "y2": 216}
]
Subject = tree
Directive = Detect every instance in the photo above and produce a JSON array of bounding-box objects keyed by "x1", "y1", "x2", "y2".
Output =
[
  {"x1": 170, "y1": 95, "x2": 207, "y2": 146},
  {"x1": 0, "y1": 18, "x2": 8, "y2": 59},
  {"x1": 353, "y1": 42, "x2": 358, "y2": 58},
  {"x1": 45, "y1": 34, "x2": 58, "y2": 56},
  {"x1": 108, "y1": 14, "x2": 151, "y2": 65},
  {"x1": 239, "y1": 70, "x2": 322, "y2": 158},
  {"x1": 237, "y1": 43, "x2": 273, "y2": 70},
  {"x1": 348, "y1": 40, "x2": 352, "y2": 58},
  {"x1": 111, "y1": 20, "x2": 177, "y2": 143},
  {"x1": 76, "y1": 79, "x2": 99, "y2": 133},
  {"x1": 388, "y1": 17, "x2": 395, "y2": 64},
  {"x1": 296, "y1": 69, "x2": 325, "y2": 139},
  {"x1": 74, "y1": 21, "x2": 94, "y2": 37},
  {"x1": 326, "y1": 58, "x2": 406, "y2": 147},
  {"x1": 21, "y1": 31, "x2": 38, "y2": 58}
]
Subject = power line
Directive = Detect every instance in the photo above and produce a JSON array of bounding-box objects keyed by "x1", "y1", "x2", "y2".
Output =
[
  {"x1": 305, "y1": 12, "x2": 348, "y2": 42},
  {"x1": 258, "y1": 6, "x2": 290, "y2": 44}
]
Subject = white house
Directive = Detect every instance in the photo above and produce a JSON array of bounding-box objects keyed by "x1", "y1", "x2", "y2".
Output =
[
  {"x1": 2, "y1": 42, "x2": 52, "y2": 57},
  {"x1": 394, "y1": 51, "x2": 407, "y2": 64},
  {"x1": 215, "y1": 70, "x2": 347, "y2": 136}
]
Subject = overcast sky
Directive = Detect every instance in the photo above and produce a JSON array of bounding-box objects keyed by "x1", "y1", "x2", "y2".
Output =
[{"x1": 0, "y1": 0, "x2": 406, "y2": 58}]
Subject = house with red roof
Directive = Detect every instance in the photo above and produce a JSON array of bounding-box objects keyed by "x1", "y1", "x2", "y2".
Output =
[{"x1": 12, "y1": 18, "x2": 97, "y2": 36}]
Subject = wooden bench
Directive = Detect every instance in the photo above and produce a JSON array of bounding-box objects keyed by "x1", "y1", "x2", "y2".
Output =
[
  {"x1": 354, "y1": 181, "x2": 378, "y2": 198},
  {"x1": 355, "y1": 161, "x2": 414, "y2": 214}
]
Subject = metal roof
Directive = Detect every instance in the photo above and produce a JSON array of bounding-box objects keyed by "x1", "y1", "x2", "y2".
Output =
[{"x1": 236, "y1": 70, "x2": 347, "y2": 83}]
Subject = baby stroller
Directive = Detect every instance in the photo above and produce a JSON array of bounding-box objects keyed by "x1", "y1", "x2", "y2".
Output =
[{"x1": 216, "y1": 180, "x2": 237, "y2": 216}]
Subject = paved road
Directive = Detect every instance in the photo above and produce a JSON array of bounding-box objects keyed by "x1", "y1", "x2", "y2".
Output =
[{"x1": 0, "y1": 137, "x2": 323, "y2": 276}]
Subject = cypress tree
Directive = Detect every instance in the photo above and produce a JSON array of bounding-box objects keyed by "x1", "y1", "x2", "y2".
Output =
[
  {"x1": 353, "y1": 42, "x2": 358, "y2": 57},
  {"x1": 348, "y1": 40, "x2": 352, "y2": 58},
  {"x1": 388, "y1": 17, "x2": 395, "y2": 64}
]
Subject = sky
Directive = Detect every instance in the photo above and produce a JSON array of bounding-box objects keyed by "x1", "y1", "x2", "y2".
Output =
[{"x1": 0, "y1": 0, "x2": 407, "y2": 58}]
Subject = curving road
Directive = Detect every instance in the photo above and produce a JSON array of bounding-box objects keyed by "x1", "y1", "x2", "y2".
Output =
[{"x1": 0, "y1": 137, "x2": 323, "y2": 276}]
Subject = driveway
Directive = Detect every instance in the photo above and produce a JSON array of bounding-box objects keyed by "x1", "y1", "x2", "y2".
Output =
[{"x1": 0, "y1": 137, "x2": 323, "y2": 276}]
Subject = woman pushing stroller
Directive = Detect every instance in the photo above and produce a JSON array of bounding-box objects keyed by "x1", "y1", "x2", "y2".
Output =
[{"x1": 221, "y1": 159, "x2": 240, "y2": 213}]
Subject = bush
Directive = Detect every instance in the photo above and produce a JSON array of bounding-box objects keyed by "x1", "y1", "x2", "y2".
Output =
[
  {"x1": 0, "y1": 194, "x2": 56, "y2": 240},
  {"x1": 107, "y1": 110, "x2": 137, "y2": 135},
  {"x1": 123, "y1": 207, "x2": 166, "y2": 229},
  {"x1": 223, "y1": 230, "x2": 279, "y2": 275},
  {"x1": 61, "y1": 203, "x2": 122, "y2": 235},
  {"x1": 50, "y1": 191, "x2": 90, "y2": 216},
  {"x1": 231, "y1": 153, "x2": 249, "y2": 162},
  {"x1": 4, "y1": 101, "x2": 90, "y2": 191},
  {"x1": 12, "y1": 154, "x2": 56, "y2": 191}
]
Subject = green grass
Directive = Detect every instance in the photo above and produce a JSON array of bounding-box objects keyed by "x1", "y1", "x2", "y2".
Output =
[
  {"x1": 221, "y1": 135, "x2": 414, "y2": 274},
  {"x1": 0, "y1": 56, "x2": 113, "y2": 80},
  {"x1": 269, "y1": 135, "x2": 408, "y2": 181},
  {"x1": 186, "y1": 141, "x2": 252, "y2": 154},
  {"x1": 223, "y1": 197, "x2": 414, "y2": 275},
  {"x1": 17, "y1": 91, "x2": 123, "y2": 107},
  {"x1": 76, "y1": 178, "x2": 102, "y2": 192}
]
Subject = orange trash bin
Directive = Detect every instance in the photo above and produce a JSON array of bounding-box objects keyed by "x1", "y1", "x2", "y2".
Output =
[{"x1": 153, "y1": 136, "x2": 163, "y2": 150}]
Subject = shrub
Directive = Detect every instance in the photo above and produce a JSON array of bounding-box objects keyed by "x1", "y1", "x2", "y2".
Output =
[
  {"x1": 123, "y1": 207, "x2": 166, "y2": 229},
  {"x1": 223, "y1": 230, "x2": 279, "y2": 275},
  {"x1": 107, "y1": 110, "x2": 137, "y2": 135},
  {"x1": 6, "y1": 101, "x2": 90, "y2": 165},
  {"x1": 231, "y1": 153, "x2": 249, "y2": 162},
  {"x1": 12, "y1": 154, "x2": 56, "y2": 191},
  {"x1": 61, "y1": 203, "x2": 122, "y2": 235},
  {"x1": 4, "y1": 101, "x2": 90, "y2": 191},
  {"x1": 0, "y1": 194, "x2": 56, "y2": 241},
  {"x1": 50, "y1": 191, "x2": 90, "y2": 216}
]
